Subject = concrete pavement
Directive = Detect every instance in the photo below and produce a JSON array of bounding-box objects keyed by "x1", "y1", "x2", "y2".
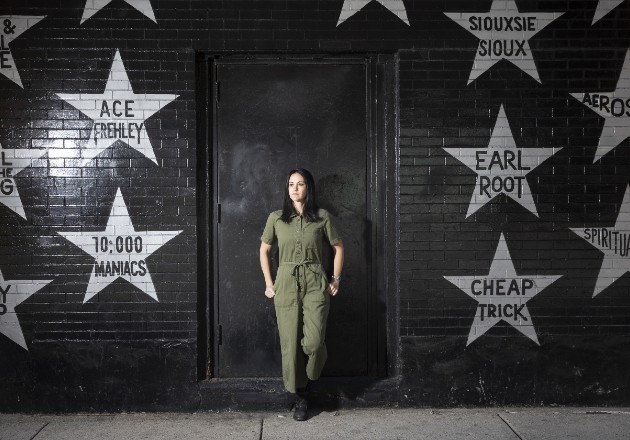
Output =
[{"x1": 2, "y1": 407, "x2": 630, "y2": 439}]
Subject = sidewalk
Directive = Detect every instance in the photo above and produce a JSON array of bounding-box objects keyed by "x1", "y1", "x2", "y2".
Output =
[{"x1": 3, "y1": 407, "x2": 630, "y2": 440}]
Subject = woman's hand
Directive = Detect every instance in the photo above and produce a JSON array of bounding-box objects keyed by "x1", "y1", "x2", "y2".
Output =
[
  {"x1": 260, "y1": 242, "x2": 275, "y2": 298},
  {"x1": 264, "y1": 285, "x2": 276, "y2": 298},
  {"x1": 329, "y1": 242, "x2": 343, "y2": 297},
  {"x1": 327, "y1": 278, "x2": 340, "y2": 296}
]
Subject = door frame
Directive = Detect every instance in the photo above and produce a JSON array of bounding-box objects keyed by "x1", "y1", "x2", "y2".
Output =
[{"x1": 195, "y1": 52, "x2": 400, "y2": 381}]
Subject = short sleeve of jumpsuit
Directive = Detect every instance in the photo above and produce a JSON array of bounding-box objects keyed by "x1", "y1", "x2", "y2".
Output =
[{"x1": 261, "y1": 209, "x2": 341, "y2": 393}]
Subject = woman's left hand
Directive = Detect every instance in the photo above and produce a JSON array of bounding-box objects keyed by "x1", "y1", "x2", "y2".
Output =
[{"x1": 327, "y1": 279, "x2": 340, "y2": 296}]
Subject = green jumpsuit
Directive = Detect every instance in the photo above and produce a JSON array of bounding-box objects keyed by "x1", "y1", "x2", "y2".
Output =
[{"x1": 261, "y1": 208, "x2": 341, "y2": 393}]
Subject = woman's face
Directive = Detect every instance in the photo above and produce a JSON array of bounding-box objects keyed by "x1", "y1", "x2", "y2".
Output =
[{"x1": 288, "y1": 173, "x2": 307, "y2": 205}]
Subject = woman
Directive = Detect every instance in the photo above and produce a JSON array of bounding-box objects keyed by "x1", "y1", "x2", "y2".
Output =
[{"x1": 259, "y1": 168, "x2": 344, "y2": 421}]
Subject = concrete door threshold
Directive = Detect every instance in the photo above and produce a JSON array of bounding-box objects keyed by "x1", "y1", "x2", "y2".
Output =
[{"x1": 198, "y1": 376, "x2": 399, "y2": 411}]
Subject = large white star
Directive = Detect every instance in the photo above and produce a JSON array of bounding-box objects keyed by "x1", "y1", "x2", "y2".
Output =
[
  {"x1": 0, "y1": 143, "x2": 46, "y2": 219},
  {"x1": 0, "y1": 269, "x2": 52, "y2": 350},
  {"x1": 58, "y1": 188, "x2": 182, "y2": 303},
  {"x1": 444, "y1": 234, "x2": 561, "y2": 345},
  {"x1": 592, "y1": 0, "x2": 625, "y2": 24},
  {"x1": 443, "y1": 105, "x2": 560, "y2": 218},
  {"x1": 0, "y1": 15, "x2": 46, "y2": 88},
  {"x1": 571, "y1": 49, "x2": 630, "y2": 163},
  {"x1": 444, "y1": 0, "x2": 563, "y2": 84},
  {"x1": 56, "y1": 50, "x2": 178, "y2": 165},
  {"x1": 337, "y1": 0, "x2": 409, "y2": 26},
  {"x1": 81, "y1": 0, "x2": 156, "y2": 24},
  {"x1": 571, "y1": 185, "x2": 630, "y2": 297}
]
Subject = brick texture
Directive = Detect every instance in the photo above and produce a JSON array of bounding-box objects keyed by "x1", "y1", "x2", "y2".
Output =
[{"x1": 0, "y1": 0, "x2": 629, "y2": 409}]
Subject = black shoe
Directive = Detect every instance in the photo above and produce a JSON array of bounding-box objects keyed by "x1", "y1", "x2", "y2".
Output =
[{"x1": 293, "y1": 396, "x2": 308, "y2": 421}]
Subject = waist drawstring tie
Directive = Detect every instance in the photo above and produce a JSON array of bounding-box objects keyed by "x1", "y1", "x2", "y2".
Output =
[{"x1": 280, "y1": 260, "x2": 321, "y2": 291}]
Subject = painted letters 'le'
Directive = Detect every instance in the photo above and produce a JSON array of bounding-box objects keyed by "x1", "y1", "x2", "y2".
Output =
[{"x1": 0, "y1": 15, "x2": 46, "y2": 88}]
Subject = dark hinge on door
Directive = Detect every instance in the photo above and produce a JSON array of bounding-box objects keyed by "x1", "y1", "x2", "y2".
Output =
[
  {"x1": 217, "y1": 203, "x2": 221, "y2": 223},
  {"x1": 218, "y1": 325, "x2": 223, "y2": 345},
  {"x1": 214, "y1": 81, "x2": 221, "y2": 102}
]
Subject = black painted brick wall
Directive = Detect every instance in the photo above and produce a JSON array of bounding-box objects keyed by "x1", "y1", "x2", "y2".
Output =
[{"x1": 0, "y1": 0, "x2": 629, "y2": 410}]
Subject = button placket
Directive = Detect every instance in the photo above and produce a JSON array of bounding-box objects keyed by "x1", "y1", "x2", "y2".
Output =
[
  {"x1": 295, "y1": 216, "x2": 303, "y2": 259},
  {"x1": 295, "y1": 217, "x2": 303, "y2": 296}
]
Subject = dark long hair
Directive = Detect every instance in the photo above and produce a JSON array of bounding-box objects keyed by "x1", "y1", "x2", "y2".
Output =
[{"x1": 281, "y1": 168, "x2": 321, "y2": 223}]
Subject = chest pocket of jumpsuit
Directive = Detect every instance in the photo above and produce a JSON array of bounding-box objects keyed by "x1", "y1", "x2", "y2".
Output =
[{"x1": 304, "y1": 226, "x2": 323, "y2": 262}]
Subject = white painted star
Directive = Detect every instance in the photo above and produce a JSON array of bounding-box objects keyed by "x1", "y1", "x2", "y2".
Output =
[
  {"x1": 571, "y1": 49, "x2": 630, "y2": 163},
  {"x1": 0, "y1": 144, "x2": 46, "y2": 219},
  {"x1": 444, "y1": 0, "x2": 563, "y2": 84},
  {"x1": 0, "y1": 269, "x2": 52, "y2": 350},
  {"x1": 444, "y1": 233, "x2": 561, "y2": 345},
  {"x1": 58, "y1": 188, "x2": 182, "y2": 303},
  {"x1": 337, "y1": 0, "x2": 409, "y2": 26},
  {"x1": 443, "y1": 105, "x2": 560, "y2": 218},
  {"x1": 81, "y1": 0, "x2": 156, "y2": 24},
  {"x1": 57, "y1": 50, "x2": 178, "y2": 165},
  {"x1": 592, "y1": 0, "x2": 625, "y2": 24},
  {"x1": 0, "y1": 15, "x2": 46, "y2": 88},
  {"x1": 571, "y1": 185, "x2": 630, "y2": 297}
]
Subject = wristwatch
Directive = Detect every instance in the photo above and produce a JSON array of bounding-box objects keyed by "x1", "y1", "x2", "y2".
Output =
[{"x1": 331, "y1": 275, "x2": 342, "y2": 281}]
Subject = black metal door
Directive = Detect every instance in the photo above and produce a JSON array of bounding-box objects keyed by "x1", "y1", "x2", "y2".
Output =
[{"x1": 213, "y1": 58, "x2": 376, "y2": 378}]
